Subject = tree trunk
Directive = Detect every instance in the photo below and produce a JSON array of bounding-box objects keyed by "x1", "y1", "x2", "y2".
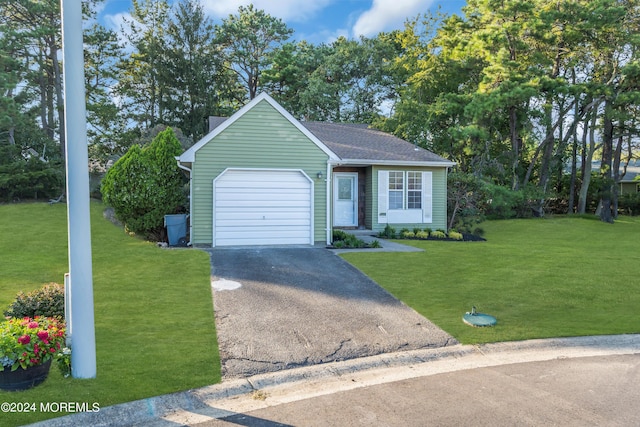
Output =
[
  {"x1": 510, "y1": 105, "x2": 520, "y2": 191},
  {"x1": 598, "y1": 101, "x2": 614, "y2": 223},
  {"x1": 577, "y1": 109, "x2": 598, "y2": 214}
]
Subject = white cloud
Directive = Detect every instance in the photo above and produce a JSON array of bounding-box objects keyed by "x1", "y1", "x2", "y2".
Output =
[
  {"x1": 200, "y1": 0, "x2": 334, "y2": 22},
  {"x1": 352, "y1": 0, "x2": 435, "y2": 37}
]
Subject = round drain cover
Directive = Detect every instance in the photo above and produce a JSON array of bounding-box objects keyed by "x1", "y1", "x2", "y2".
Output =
[{"x1": 463, "y1": 311, "x2": 497, "y2": 327}]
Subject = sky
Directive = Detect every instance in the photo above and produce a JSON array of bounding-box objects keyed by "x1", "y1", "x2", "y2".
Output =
[{"x1": 98, "y1": 0, "x2": 467, "y2": 44}]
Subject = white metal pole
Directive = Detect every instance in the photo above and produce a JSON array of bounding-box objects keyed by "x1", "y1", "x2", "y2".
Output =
[{"x1": 61, "y1": 0, "x2": 97, "y2": 378}]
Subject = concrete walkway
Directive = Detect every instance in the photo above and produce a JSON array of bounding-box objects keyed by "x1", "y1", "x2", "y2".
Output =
[{"x1": 31, "y1": 334, "x2": 640, "y2": 426}]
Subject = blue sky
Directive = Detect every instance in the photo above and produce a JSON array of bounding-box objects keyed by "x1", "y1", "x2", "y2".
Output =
[{"x1": 98, "y1": 0, "x2": 467, "y2": 44}]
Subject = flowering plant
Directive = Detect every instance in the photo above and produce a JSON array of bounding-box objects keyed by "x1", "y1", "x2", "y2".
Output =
[{"x1": 0, "y1": 317, "x2": 66, "y2": 372}]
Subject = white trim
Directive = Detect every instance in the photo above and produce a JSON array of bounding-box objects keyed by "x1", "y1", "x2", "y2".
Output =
[
  {"x1": 378, "y1": 170, "x2": 433, "y2": 225},
  {"x1": 176, "y1": 160, "x2": 193, "y2": 245},
  {"x1": 212, "y1": 167, "x2": 314, "y2": 247},
  {"x1": 377, "y1": 170, "x2": 389, "y2": 224},
  {"x1": 325, "y1": 162, "x2": 331, "y2": 245},
  {"x1": 338, "y1": 159, "x2": 456, "y2": 167},
  {"x1": 180, "y1": 93, "x2": 339, "y2": 163},
  {"x1": 333, "y1": 172, "x2": 359, "y2": 227}
]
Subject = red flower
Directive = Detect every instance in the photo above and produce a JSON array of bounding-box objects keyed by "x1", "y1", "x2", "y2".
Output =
[
  {"x1": 28, "y1": 321, "x2": 39, "y2": 329},
  {"x1": 50, "y1": 348, "x2": 56, "y2": 353},
  {"x1": 17, "y1": 335, "x2": 30, "y2": 345},
  {"x1": 37, "y1": 330, "x2": 50, "y2": 341}
]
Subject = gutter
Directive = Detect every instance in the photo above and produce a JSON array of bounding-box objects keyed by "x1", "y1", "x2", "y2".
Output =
[
  {"x1": 326, "y1": 161, "x2": 333, "y2": 245},
  {"x1": 176, "y1": 158, "x2": 193, "y2": 246}
]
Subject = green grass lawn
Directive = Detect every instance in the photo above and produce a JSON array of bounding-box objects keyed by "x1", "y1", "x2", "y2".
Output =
[
  {"x1": 0, "y1": 202, "x2": 219, "y2": 425},
  {"x1": 341, "y1": 216, "x2": 640, "y2": 345}
]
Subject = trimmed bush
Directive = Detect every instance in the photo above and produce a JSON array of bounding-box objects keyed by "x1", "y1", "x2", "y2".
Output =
[
  {"x1": 101, "y1": 128, "x2": 187, "y2": 240},
  {"x1": 448, "y1": 230, "x2": 464, "y2": 240},
  {"x1": 4, "y1": 283, "x2": 65, "y2": 319},
  {"x1": 415, "y1": 231, "x2": 429, "y2": 239},
  {"x1": 430, "y1": 230, "x2": 447, "y2": 239}
]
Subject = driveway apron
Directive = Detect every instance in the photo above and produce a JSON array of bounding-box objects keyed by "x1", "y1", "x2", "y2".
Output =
[{"x1": 207, "y1": 247, "x2": 457, "y2": 379}]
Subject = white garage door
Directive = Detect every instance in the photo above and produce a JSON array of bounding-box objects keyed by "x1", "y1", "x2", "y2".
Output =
[{"x1": 213, "y1": 169, "x2": 313, "y2": 246}]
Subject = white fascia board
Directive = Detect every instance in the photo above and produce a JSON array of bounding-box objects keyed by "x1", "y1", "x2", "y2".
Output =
[
  {"x1": 333, "y1": 159, "x2": 457, "y2": 168},
  {"x1": 179, "y1": 93, "x2": 340, "y2": 163}
]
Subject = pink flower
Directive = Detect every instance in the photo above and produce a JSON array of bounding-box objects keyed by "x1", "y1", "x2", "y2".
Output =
[
  {"x1": 50, "y1": 348, "x2": 56, "y2": 353},
  {"x1": 37, "y1": 330, "x2": 50, "y2": 341},
  {"x1": 28, "y1": 321, "x2": 39, "y2": 329},
  {"x1": 17, "y1": 335, "x2": 30, "y2": 345}
]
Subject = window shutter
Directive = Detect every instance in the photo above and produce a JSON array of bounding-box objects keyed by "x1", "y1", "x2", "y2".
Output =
[
  {"x1": 377, "y1": 170, "x2": 388, "y2": 224},
  {"x1": 422, "y1": 171, "x2": 432, "y2": 223}
]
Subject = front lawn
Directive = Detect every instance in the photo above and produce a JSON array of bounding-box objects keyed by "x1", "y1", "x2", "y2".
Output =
[
  {"x1": 341, "y1": 216, "x2": 640, "y2": 345},
  {"x1": 0, "y1": 202, "x2": 219, "y2": 425}
]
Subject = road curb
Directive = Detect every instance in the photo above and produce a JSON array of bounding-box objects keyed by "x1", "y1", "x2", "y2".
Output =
[{"x1": 27, "y1": 334, "x2": 640, "y2": 427}]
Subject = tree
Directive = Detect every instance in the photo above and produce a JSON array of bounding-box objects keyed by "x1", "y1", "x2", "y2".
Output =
[
  {"x1": 216, "y1": 4, "x2": 293, "y2": 100},
  {"x1": 117, "y1": 0, "x2": 171, "y2": 130},
  {"x1": 163, "y1": 0, "x2": 240, "y2": 139},
  {"x1": 101, "y1": 127, "x2": 187, "y2": 240}
]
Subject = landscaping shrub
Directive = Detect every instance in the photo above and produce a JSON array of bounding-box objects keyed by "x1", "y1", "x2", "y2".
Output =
[
  {"x1": 430, "y1": 230, "x2": 447, "y2": 239},
  {"x1": 377, "y1": 224, "x2": 396, "y2": 238},
  {"x1": 101, "y1": 127, "x2": 187, "y2": 240},
  {"x1": 448, "y1": 230, "x2": 463, "y2": 240},
  {"x1": 619, "y1": 192, "x2": 640, "y2": 215},
  {"x1": 415, "y1": 231, "x2": 429, "y2": 239},
  {"x1": 4, "y1": 283, "x2": 65, "y2": 319}
]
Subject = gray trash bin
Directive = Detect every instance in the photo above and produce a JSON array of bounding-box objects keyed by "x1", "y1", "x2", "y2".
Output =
[{"x1": 164, "y1": 214, "x2": 188, "y2": 246}]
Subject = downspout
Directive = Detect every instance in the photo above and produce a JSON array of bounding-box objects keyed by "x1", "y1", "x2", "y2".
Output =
[
  {"x1": 326, "y1": 161, "x2": 332, "y2": 245},
  {"x1": 176, "y1": 158, "x2": 193, "y2": 246}
]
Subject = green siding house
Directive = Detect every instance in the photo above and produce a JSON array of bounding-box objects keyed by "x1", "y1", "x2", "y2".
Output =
[{"x1": 177, "y1": 93, "x2": 455, "y2": 247}]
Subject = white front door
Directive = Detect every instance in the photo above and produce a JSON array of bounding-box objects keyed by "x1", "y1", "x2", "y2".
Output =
[{"x1": 333, "y1": 173, "x2": 358, "y2": 227}]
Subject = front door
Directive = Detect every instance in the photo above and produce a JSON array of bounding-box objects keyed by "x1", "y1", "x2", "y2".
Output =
[{"x1": 334, "y1": 173, "x2": 358, "y2": 227}]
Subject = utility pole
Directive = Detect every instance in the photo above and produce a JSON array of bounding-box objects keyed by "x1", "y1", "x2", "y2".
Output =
[{"x1": 61, "y1": 0, "x2": 96, "y2": 378}]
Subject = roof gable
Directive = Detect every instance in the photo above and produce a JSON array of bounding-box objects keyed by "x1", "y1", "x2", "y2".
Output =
[{"x1": 179, "y1": 93, "x2": 338, "y2": 163}]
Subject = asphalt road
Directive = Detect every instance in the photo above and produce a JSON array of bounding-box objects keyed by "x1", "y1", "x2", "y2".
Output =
[
  {"x1": 190, "y1": 353, "x2": 640, "y2": 427},
  {"x1": 208, "y1": 247, "x2": 456, "y2": 379}
]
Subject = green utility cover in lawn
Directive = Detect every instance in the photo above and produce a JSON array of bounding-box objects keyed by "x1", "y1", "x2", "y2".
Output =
[{"x1": 463, "y1": 307, "x2": 497, "y2": 327}]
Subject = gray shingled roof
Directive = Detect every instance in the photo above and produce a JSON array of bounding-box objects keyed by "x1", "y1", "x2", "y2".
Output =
[
  {"x1": 207, "y1": 116, "x2": 452, "y2": 164},
  {"x1": 301, "y1": 122, "x2": 450, "y2": 163}
]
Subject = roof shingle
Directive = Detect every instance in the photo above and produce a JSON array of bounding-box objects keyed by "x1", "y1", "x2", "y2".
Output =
[{"x1": 300, "y1": 122, "x2": 451, "y2": 164}]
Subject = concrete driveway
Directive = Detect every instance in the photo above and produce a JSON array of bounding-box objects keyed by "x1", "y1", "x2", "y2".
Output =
[{"x1": 207, "y1": 247, "x2": 457, "y2": 379}]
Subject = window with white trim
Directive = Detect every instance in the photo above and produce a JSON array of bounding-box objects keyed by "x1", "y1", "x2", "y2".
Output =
[
  {"x1": 388, "y1": 171, "x2": 404, "y2": 209},
  {"x1": 388, "y1": 171, "x2": 422, "y2": 209}
]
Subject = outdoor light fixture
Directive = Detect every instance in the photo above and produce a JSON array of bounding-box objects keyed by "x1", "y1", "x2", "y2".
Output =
[{"x1": 317, "y1": 172, "x2": 323, "y2": 179}]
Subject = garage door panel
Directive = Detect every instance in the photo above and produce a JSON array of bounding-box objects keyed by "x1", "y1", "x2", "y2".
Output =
[{"x1": 213, "y1": 169, "x2": 313, "y2": 246}]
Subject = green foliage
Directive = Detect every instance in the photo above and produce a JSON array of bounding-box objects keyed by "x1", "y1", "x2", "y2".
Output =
[
  {"x1": 369, "y1": 239, "x2": 382, "y2": 248},
  {"x1": 216, "y1": 4, "x2": 293, "y2": 99},
  {"x1": 378, "y1": 224, "x2": 396, "y2": 238},
  {"x1": 430, "y1": 230, "x2": 446, "y2": 239},
  {"x1": 0, "y1": 130, "x2": 64, "y2": 202},
  {"x1": 0, "y1": 317, "x2": 65, "y2": 371},
  {"x1": 619, "y1": 192, "x2": 640, "y2": 215},
  {"x1": 332, "y1": 230, "x2": 368, "y2": 248},
  {"x1": 448, "y1": 230, "x2": 463, "y2": 240},
  {"x1": 101, "y1": 127, "x2": 187, "y2": 240},
  {"x1": 3, "y1": 283, "x2": 64, "y2": 320},
  {"x1": 415, "y1": 230, "x2": 429, "y2": 239},
  {"x1": 401, "y1": 230, "x2": 415, "y2": 238}
]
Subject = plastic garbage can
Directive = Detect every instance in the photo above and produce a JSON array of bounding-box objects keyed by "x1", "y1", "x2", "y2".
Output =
[{"x1": 164, "y1": 214, "x2": 188, "y2": 246}]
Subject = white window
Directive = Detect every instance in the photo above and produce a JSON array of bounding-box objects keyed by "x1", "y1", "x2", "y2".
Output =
[
  {"x1": 407, "y1": 172, "x2": 422, "y2": 209},
  {"x1": 388, "y1": 171, "x2": 422, "y2": 210},
  {"x1": 378, "y1": 170, "x2": 432, "y2": 224},
  {"x1": 388, "y1": 171, "x2": 404, "y2": 209}
]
